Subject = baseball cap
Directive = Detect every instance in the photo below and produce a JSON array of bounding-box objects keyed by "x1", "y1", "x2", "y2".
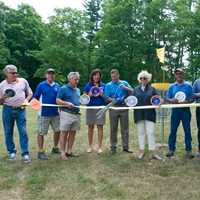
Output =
[
  {"x1": 46, "y1": 68, "x2": 55, "y2": 74},
  {"x1": 174, "y1": 68, "x2": 183, "y2": 74}
]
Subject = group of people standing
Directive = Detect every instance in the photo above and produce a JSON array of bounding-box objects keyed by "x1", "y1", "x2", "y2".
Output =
[{"x1": 0, "y1": 64, "x2": 200, "y2": 163}]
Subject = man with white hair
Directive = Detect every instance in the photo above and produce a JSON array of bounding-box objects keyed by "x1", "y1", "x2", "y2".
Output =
[
  {"x1": 0, "y1": 64, "x2": 33, "y2": 163},
  {"x1": 56, "y1": 72, "x2": 81, "y2": 160}
]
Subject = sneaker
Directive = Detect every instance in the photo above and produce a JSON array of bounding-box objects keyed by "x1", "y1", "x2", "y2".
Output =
[
  {"x1": 97, "y1": 148, "x2": 103, "y2": 154},
  {"x1": 87, "y1": 147, "x2": 93, "y2": 153},
  {"x1": 65, "y1": 153, "x2": 79, "y2": 157},
  {"x1": 123, "y1": 149, "x2": 133, "y2": 153},
  {"x1": 196, "y1": 150, "x2": 200, "y2": 157},
  {"x1": 51, "y1": 147, "x2": 60, "y2": 154},
  {"x1": 8, "y1": 153, "x2": 16, "y2": 161},
  {"x1": 22, "y1": 154, "x2": 31, "y2": 164},
  {"x1": 110, "y1": 147, "x2": 117, "y2": 154},
  {"x1": 166, "y1": 151, "x2": 174, "y2": 158},
  {"x1": 60, "y1": 154, "x2": 68, "y2": 161},
  {"x1": 38, "y1": 152, "x2": 48, "y2": 160},
  {"x1": 152, "y1": 154, "x2": 163, "y2": 160},
  {"x1": 138, "y1": 153, "x2": 145, "y2": 160},
  {"x1": 185, "y1": 151, "x2": 194, "y2": 159}
]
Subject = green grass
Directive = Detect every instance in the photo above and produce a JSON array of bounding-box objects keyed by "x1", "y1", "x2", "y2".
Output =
[{"x1": 0, "y1": 108, "x2": 200, "y2": 200}]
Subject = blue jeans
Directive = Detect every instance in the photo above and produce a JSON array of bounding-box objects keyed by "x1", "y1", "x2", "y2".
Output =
[
  {"x1": 168, "y1": 108, "x2": 192, "y2": 152},
  {"x1": 2, "y1": 106, "x2": 29, "y2": 156}
]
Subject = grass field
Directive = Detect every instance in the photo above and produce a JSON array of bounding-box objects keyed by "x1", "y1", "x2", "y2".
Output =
[{"x1": 0, "y1": 108, "x2": 200, "y2": 200}]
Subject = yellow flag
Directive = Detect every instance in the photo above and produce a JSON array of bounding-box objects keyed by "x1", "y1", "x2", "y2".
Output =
[{"x1": 156, "y1": 47, "x2": 165, "y2": 63}]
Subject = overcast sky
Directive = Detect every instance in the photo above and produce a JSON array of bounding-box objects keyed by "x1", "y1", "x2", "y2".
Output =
[{"x1": 1, "y1": 0, "x2": 84, "y2": 21}]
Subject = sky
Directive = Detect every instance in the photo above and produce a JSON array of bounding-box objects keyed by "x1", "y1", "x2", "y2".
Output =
[{"x1": 1, "y1": 0, "x2": 84, "y2": 21}]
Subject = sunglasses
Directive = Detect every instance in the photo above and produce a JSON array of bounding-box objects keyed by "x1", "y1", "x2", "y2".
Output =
[
  {"x1": 175, "y1": 72, "x2": 183, "y2": 75},
  {"x1": 72, "y1": 78, "x2": 79, "y2": 81},
  {"x1": 140, "y1": 77, "x2": 147, "y2": 80},
  {"x1": 9, "y1": 72, "x2": 17, "y2": 75}
]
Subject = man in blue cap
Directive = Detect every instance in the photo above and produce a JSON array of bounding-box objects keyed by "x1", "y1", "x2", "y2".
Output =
[
  {"x1": 166, "y1": 68, "x2": 194, "y2": 159},
  {"x1": 33, "y1": 68, "x2": 60, "y2": 160}
]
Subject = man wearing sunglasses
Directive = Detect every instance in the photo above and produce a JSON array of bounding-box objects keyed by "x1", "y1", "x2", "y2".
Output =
[
  {"x1": 0, "y1": 65, "x2": 32, "y2": 163},
  {"x1": 166, "y1": 68, "x2": 194, "y2": 159}
]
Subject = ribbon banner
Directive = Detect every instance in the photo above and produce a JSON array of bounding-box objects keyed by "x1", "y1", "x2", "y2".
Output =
[{"x1": 21, "y1": 99, "x2": 200, "y2": 111}]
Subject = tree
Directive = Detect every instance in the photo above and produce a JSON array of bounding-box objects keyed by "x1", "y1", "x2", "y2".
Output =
[
  {"x1": 84, "y1": 0, "x2": 102, "y2": 74},
  {"x1": 186, "y1": 0, "x2": 200, "y2": 80},
  {"x1": 0, "y1": 2, "x2": 10, "y2": 79},
  {"x1": 35, "y1": 8, "x2": 88, "y2": 85},
  {"x1": 4, "y1": 3, "x2": 44, "y2": 80}
]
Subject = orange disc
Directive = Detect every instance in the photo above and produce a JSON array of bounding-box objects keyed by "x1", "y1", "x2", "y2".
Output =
[{"x1": 29, "y1": 99, "x2": 41, "y2": 110}]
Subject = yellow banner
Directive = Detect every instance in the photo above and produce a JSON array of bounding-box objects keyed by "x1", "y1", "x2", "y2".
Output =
[{"x1": 156, "y1": 47, "x2": 165, "y2": 63}]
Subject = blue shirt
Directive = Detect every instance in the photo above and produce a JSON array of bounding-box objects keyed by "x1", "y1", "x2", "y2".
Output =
[
  {"x1": 57, "y1": 83, "x2": 80, "y2": 113},
  {"x1": 33, "y1": 81, "x2": 60, "y2": 117},
  {"x1": 167, "y1": 81, "x2": 193, "y2": 101},
  {"x1": 84, "y1": 82, "x2": 106, "y2": 106},
  {"x1": 105, "y1": 80, "x2": 132, "y2": 105},
  {"x1": 193, "y1": 79, "x2": 200, "y2": 103}
]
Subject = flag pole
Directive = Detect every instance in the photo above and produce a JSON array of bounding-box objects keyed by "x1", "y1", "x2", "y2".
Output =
[{"x1": 156, "y1": 47, "x2": 166, "y2": 146}]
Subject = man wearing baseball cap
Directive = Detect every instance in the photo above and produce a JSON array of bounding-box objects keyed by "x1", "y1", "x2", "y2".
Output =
[
  {"x1": 33, "y1": 68, "x2": 60, "y2": 160},
  {"x1": 166, "y1": 68, "x2": 194, "y2": 159}
]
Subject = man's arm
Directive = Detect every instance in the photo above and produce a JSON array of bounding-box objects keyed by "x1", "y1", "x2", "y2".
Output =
[
  {"x1": 56, "y1": 98, "x2": 74, "y2": 108},
  {"x1": 166, "y1": 85, "x2": 178, "y2": 104},
  {"x1": 185, "y1": 84, "x2": 194, "y2": 103},
  {"x1": 0, "y1": 95, "x2": 7, "y2": 105},
  {"x1": 120, "y1": 81, "x2": 134, "y2": 94},
  {"x1": 0, "y1": 84, "x2": 7, "y2": 104},
  {"x1": 24, "y1": 79, "x2": 33, "y2": 102},
  {"x1": 193, "y1": 80, "x2": 200, "y2": 98},
  {"x1": 33, "y1": 83, "x2": 42, "y2": 101},
  {"x1": 56, "y1": 88, "x2": 74, "y2": 108}
]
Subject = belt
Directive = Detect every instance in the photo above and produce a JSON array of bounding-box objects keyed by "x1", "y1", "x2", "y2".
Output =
[
  {"x1": 62, "y1": 110, "x2": 81, "y2": 115},
  {"x1": 3, "y1": 105, "x2": 25, "y2": 109}
]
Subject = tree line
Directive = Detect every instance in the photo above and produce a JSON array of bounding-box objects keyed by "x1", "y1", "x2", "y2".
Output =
[{"x1": 0, "y1": 0, "x2": 200, "y2": 89}]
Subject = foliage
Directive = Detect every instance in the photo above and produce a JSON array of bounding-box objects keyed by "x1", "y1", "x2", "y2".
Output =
[{"x1": 0, "y1": 0, "x2": 199, "y2": 87}]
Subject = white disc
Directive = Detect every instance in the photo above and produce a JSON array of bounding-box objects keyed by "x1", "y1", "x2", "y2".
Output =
[
  {"x1": 174, "y1": 91, "x2": 186, "y2": 102},
  {"x1": 124, "y1": 96, "x2": 138, "y2": 107},
  {"x1": 80, "y1": 94, "x2": 90, "y2": 105}
]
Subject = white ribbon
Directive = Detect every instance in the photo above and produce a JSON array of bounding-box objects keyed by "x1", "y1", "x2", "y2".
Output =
[{"x1": 40, "y1": 103, "x2": 200, "y2": 110}]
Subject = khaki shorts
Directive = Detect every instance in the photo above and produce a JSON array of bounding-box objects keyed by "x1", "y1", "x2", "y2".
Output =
[
  {"x1": 38, "y1": 116, "x2": 60, "y2": 135},
  {"x1": 60, "y1": 111, "x2": 80, "y2": 132},
  {"x1": 86, "y1": 109, "x2": 105, "y2": 125}
]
